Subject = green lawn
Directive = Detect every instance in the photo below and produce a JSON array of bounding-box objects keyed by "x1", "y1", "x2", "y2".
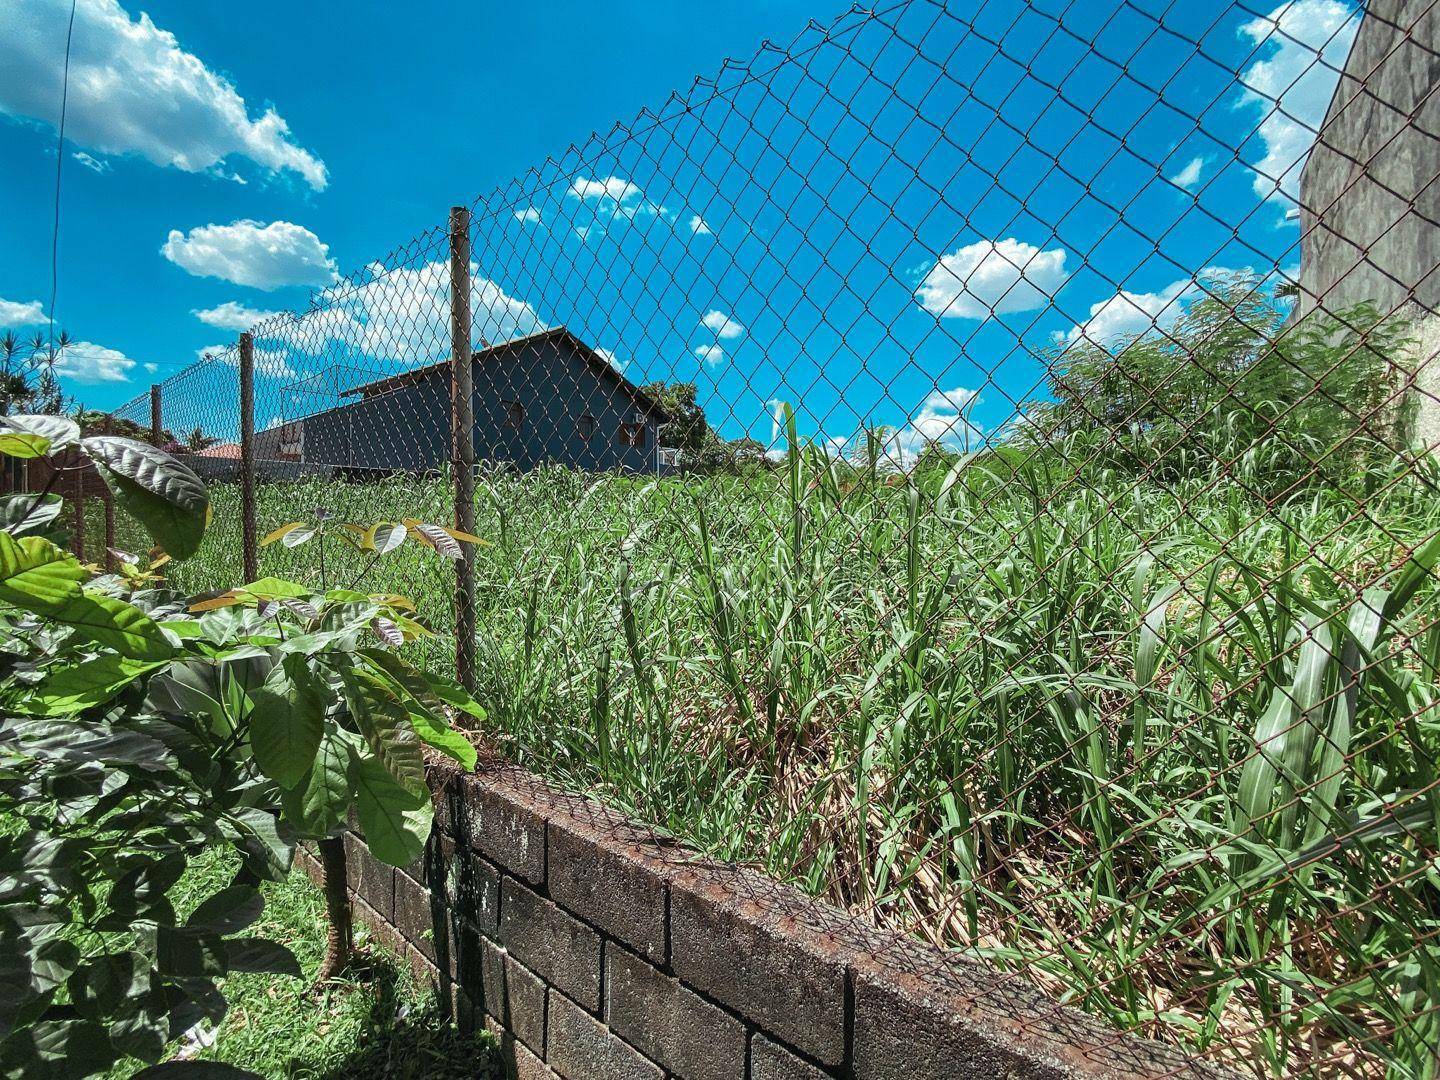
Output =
[{"x1": 108, "y1": 851, "x2": 499, "y2": 1079}]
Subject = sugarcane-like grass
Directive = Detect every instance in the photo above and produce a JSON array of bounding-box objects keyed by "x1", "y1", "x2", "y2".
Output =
[{"x1": 165, "y1": 437, "x2": 1440, "y2": 1079}]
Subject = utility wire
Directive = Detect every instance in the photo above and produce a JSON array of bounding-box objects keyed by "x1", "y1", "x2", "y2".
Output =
[{"x1": 49, "y1": 0, "x2": 79, "y2": 359}]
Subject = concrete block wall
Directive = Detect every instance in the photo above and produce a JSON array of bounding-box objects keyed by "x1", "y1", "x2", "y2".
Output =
[{"x1": 304, "y1": 760, "x2": 1232, "y2": 1080}]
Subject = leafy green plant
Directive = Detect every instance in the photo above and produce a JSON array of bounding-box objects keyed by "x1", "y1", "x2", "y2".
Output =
[
  {"x1": 244, "y1": 508, "x2": 484, "y2": 979},
  {"x1": 0, "y1": 415, "x2": 485, "y2": 1077}
]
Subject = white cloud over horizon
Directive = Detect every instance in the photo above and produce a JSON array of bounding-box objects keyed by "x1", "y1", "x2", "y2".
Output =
[
  {"x1": 883, "y1": 385, "x2": 982, "y2": 464},
  {"x1": 915, "y1": 238, "x2": 1068, "y2": 320},
  {"x1": 1062, "y1": 277, "x2": 1197, "y2": 347},
  {"x1": 162, "y1": 220, "x2": 338, "y2": 290},
  {"x1": 51, "y1": 340, "x2": 137, "y2": 383},
  {"x1": 282, "y1": 258, "x2": 544, "y2": 366},
  {"x1": 0, "y1": 0, "x2": 327, "y2": 189},
  {"x1": 1237, "y1": 0, "x2": 1359, "y2": 204},
  {"x1": 814, "y1": 387, "x2": 984, "y2": 468},
  {"x1": 0, "y1": 298, "x2": 47, "y2": 327}
]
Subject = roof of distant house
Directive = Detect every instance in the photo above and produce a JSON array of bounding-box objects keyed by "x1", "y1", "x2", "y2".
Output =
[
  {"x1": 341, "y1": 327, "x2": 672, "y2": 422},
  {"x1": 195, "y1": 442, "x2": 242, "y2": 458}
]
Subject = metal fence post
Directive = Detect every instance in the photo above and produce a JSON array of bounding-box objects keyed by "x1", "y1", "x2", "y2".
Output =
[
  {"x1": 150, "y1": 384, "x2": 163, "y2": 446},
  {"x1": 239, "y1": 332, "x2": 258, "y2": 584},
  {"x1": 449, "y1": 205, "x2": 477, "y2": 693}
]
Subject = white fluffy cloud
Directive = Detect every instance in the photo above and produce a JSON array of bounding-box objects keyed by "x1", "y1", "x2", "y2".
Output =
[
  {"x1": 162, "y1": 220, "x2": 338, "y2": 290},
  {"x1": 0, "y1": 0, "x2": 327, "y2": 189},
  {"x1": 0, "y1": 298, "x2": 46, "y2": 326},
  {"x1": 569, "y1": 175, "x2": 665, "y2": 222},
  {"x1": 693, "y1": 344, "x2": 724, "y2": 367},
  {"x1": 700, "y1": 309, "x2": 745, "y2": 340},
  {"x1": 199, "y1": 342, "x2": 298, "y2": 379},
  {"x1": 689, "y1": 215, "x2": 712, "y2": 235},
  {"x1": 571, "y1": 176, "x2": 642, "y2": 203},
  {"x1": 826, "y1": 386, "x2": 983, "y2": 467},
  {"x1": 887, "y1": 386, "x2": 981, "y2": 463},
  {"x1": 193, "y1": 300, "x2": 281, "y2": 331},
  {"x1": 1063, "y1": 278, "x2": 1196, "y2": 346},
  {"x1": 51, "y1": 340, "x2": 136, "y2": 383},
  {"x1": 594, "y1": 346, "x2": 627, "y2": 373},
  {"x1": 514, "y1": 207, "x2": 542, "y2": 223},
  {"x1": 285, "y1": 259, "x2": 544, "y2": 366},
  {"x1": 915, "y1": 238, "x2": 1068, "y2": 319},
  {"x1": 1168, "y1": 156, "x2": 1205, "y2": 190},
  {"x1": 1237, "y1": 0, "x2": 1359, "y2": 203}
]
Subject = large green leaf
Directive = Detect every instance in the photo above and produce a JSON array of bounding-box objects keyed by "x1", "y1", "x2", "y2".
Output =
[
  {"x1": 416, "y1": 669, "x2": 487, "y2": 722},
  {"x1": 26, "y1": 654, "x2": 169, "y2": 716},
  {"x1": 0, "y1": 493, "x2": 64, "y2": 538},
  {"x1": 81, "y1": 436, "x2": 209, "y2": 560},
  {"x1": 360, "y1": 649, "x2": 477, "y2": 769},
  {"x1": 248, "y1": 654, "x2": 326, "y2": 788},
  {"x1": 351, "y1": 754, "x2": 433, "y2": 867},
  {"x1": 0, "y1": 531, "x2": 86, "y2": 602},
  {"x1": 226, "y1": 807, "x2": 293, "y2": 880},
  {"x1": 339, "y1": 668, "x2": 425, "y2": 795},
  {"x1": 185, "y1": 886, "x2": 263, "y2": 936},
  {"x1": 279, "y1": 728, "x2": 351, "y2": 837},
  {"x1": 0, "y1": 432, "x2": 51, "y2": 459},
  {"x1": 236, "y1": 577, "x2": 312, "y2": 601},
  {"x1": 0, "y1": 533, "x2": 172, "y2": 660},
  {"x1": 51, "y1": 590, "x2": 175, "y2": 662},
  {"x1": 3, "y1": 415, "x2": 80, "y2": 451},
  {"x1": 223, "y1": 937, "x2": 301, "y2": 976}
]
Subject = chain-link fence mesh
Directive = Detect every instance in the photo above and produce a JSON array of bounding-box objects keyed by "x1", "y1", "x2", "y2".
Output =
[{"x1": 113, "y1": 1, "x2": 1440, "y2": 1073}]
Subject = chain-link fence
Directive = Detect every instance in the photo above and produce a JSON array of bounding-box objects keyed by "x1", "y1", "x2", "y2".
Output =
[{"x1": 111, "y1": 1, "x2": 1440, "y2": 1074}]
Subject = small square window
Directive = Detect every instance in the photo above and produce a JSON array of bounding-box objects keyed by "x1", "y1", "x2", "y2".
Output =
[
  {"x1": 577, "y1": 414, "x2": 595, "y2": 442},
  {"x1": 617, "y1": 422, "x2": 647, "y2": 448},
  {"x1": 502, "y1": 400, "x2": 524, "y2": 431}
]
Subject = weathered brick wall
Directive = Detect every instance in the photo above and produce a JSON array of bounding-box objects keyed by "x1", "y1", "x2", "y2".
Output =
[{"x1": 303, "y1": 761, "x2": 1231, "y2": 1080}]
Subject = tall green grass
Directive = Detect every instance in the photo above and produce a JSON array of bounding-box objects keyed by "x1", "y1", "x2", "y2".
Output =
[{"x1": 168, "y1": 439, "x2": 1440, "y2": 1078}]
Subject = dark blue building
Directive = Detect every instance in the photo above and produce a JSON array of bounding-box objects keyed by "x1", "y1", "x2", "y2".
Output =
[{"x1": 297, "y1": 328, "x2": 671, "y2": 474}]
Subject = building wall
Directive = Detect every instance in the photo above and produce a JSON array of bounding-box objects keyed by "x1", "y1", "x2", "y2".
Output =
[
  {"x1": 1298, "y1": 0, "x2": 1440, "y2": 447},
  {"x1": 299, "y1": 760, "x2": 1233, "y2": 1080},
  {"x1": 303, "y1": 378, "x2": 450, "y2": 472},
  {"x1": 472, "y1": 335, "x2": 659, "y2": 473},
  {"x1": 299, "y1": 338, "x2": 660, "y2": 473}
]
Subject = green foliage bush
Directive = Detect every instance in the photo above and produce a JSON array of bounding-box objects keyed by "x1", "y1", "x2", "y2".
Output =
[{"x1": 0, "y1": 416, "x2": 482, "y2": 1078}]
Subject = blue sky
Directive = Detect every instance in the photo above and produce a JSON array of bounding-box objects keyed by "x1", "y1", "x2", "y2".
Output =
[{"x1": 0, "y1": 0, "x2": 1360, "y2": 454}]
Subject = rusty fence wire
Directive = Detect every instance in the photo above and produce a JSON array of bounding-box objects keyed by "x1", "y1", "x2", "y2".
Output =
[{"x1": 111, "y1": 1, "x2": 1440, "y2": 1074}]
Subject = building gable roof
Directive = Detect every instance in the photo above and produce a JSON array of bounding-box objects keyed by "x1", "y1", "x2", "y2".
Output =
[{"x1": 341, "y1": 327, "x2": 673, "y2": 423}]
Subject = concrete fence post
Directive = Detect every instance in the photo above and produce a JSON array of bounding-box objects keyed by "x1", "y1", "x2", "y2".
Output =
[
  {"x1": 239, "y1": 332, "x2": 258, "y2": 584},
  {"x1": 448, "y1": 205, "x2": 478, "y2": 693},
  {"x1": 72, "y1": 474, "x2": 85, "y2": 561},
  {"x1": 103, "y1": 486, "x2": 116, "y2": 572}
]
